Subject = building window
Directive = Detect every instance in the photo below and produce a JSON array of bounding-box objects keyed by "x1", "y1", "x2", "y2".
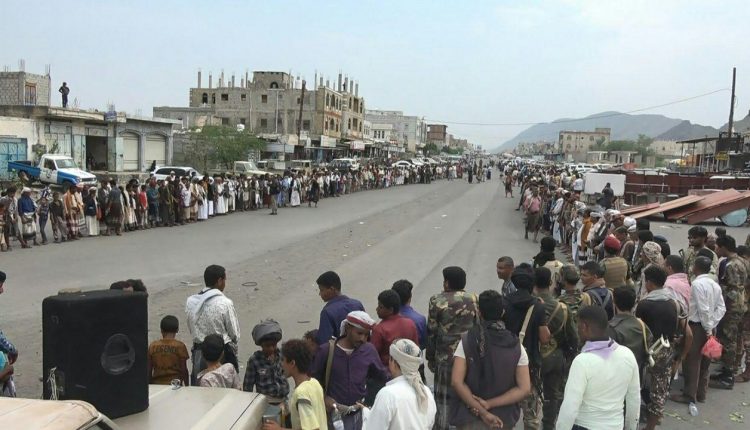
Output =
[
  {"x1": 589, "y1": 136, "x2": 594, "y2": 141},
  {"x1": 325, "y1": 120, "x2": 329, "y2": 131},
  {"x1": 302, "y1": 120, "x2": 310, "y2": 131},
  {"x1": 297, "y1": 97, "x2": 301, "y2": 105},
  {"x1": 262, "y1": 94, "x2": 268, "y2": 103},
  {"x1": 240, "y1": 118, "x2": 246, "y2": 125},
  {"x1": 24, "y1": 83, "x2": 36, "y2": 105},
  {"x1": 221, "y1": 94, "x2": 229, "y2": 101},
  {"x1": 212, "y1": 94, "x2": 216, "y2": 104},
  {"x1": 260, "y1": 118, "x2": 268, "y2": 128},
  {"x1": 348, "y1": 119, "x2": 352, "y2": 130},
  {"x1": 221, "y1": 118, "x2": 229, "y2": 125},
  {"x1": 241, "y1": 94, "x2": 246, "y2": 101},
  {"x1": 270, "y1": 82, "x2": 279, "y2": 89},
  {"x1": 566, "y1": 135, "x2": 571, "y2": 140},
  {"x1": 202, "y1": 93, "x2": 208, "y2": 104}
]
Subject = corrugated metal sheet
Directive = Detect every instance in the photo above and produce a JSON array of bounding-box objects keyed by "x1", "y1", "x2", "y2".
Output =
[
  {"x1": 666, "y1": 189, "x2": 742, "y2": 220},
  {"x1": 685, "y1": 191, "x2": 750, "y2": 224},
  {"x1": 620, "y1": 203, "x2": 660, "y2": 215},
  {"x1": 630, "y1": 195, "x2": 704, "y2": 219}
]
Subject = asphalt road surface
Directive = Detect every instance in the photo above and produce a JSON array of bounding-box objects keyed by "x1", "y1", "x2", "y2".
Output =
[{"x1": 1, "y1": 178, "x2": 748, "y2": 428}]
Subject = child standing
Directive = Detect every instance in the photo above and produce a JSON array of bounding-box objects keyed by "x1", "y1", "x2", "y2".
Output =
[
  {"x1": 49, "y1": 192, "x2": 66, "y2": 243},
  {"x1": 37, "y1": 192, "x2": 50, "y2": 244},
  {"x1": 197, "y1": 334, "x2": 241, "y2": 389},
  {"x1": 243, "y1": 319, "x2": 289, "y2": 402},
  {"x1": 147, "y1": 315, "x2": 189, "y2": 386}
]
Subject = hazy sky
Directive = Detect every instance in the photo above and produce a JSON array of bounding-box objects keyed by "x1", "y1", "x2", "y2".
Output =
[{"x1": 3, "y1": 0, "x2": 749, "y2": 148}]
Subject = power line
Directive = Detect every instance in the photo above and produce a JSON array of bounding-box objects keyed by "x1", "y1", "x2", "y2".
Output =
[{"x1": 427, "y1": 88, "x2": 730, "y2": 127}]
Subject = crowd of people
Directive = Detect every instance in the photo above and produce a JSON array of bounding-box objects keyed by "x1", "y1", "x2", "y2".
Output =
[
  {"x1": 0, "y1": 161, "x2": 475, "y2": 250},
  {"x1": 505, "y1": 159, "x2": 750, "y2": 430},
  {"x1": 3, "y1": 157, "x2": 748, "y2": 429}
]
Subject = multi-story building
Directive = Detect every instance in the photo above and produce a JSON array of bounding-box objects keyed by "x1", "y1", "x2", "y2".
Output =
[
  {"x1": 364, "y1": 110, "x2": 426, "y2": 153},
  {"x1": 559, "y1": 128, "x2": 611, "y2": 162},
  {"x1": 1, "y1": 68, "x2": 177, "y2": 178},
  {"x1": 155, "y1": 69, "x2": 366, "y2": 163},
  {"x1": 426, "y1": 123, "x2": 448, "y2": 149}
]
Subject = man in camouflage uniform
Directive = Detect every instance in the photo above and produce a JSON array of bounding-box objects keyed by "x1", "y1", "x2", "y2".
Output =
[
  {"x1": 736, "y1": 245, "x2": 750, "y2": 383},
  {"x1": 558, "y1": 264, "x2": 585, "y2": 329},
  {"x1": 711, "y1": 235, "x2": 748, "y2": 389},
  {"x1": 535, "y1": 267, "x2": 578, "y2": 430},
  {"x1": 681, "y1": 226, "x2": 719, "y2": 283},
  {"x1": 426, "y1": 266, "x2": 478, "y2": 430}
]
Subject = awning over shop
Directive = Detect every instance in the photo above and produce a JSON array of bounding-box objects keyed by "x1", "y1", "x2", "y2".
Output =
[{"x1": 350, "y1": 140, "x2": 365, "y2": 150}]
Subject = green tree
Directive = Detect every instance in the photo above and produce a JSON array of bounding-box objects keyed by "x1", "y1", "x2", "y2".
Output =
[
  {"x1": 424, "y1": 143, "x2": 439, "y2": 155},
  {"x1": 184, "y1": 126, "x2": 265, "y2": 171},
  {"x1": 440, "y1": 146, "x2": 462, "y2": 155}
]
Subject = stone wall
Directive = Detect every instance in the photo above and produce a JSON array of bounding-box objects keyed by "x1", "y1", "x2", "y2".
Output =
[{"x1": 0, "y1": 72, "x2": 51, "y2": 106}]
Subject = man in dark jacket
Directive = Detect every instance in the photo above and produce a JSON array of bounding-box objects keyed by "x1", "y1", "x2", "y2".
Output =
[{"x1": 502, "y1": 263, "x2": 550, "y2": 430}]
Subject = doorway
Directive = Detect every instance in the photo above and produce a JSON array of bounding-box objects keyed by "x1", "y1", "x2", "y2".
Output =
[{"x1": 86, "y1": 136, "x2": 108, "y2": 170}]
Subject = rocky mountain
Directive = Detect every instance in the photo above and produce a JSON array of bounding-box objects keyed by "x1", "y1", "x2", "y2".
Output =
[
  {"x1": 654, "y1": 120, "x2": 719, "y2": 141},
  {"x1": 719, "y1": 111, "x2": 750, "y2": 134},
  {"x1": 496, "y1": 111, "x2": 687, "y2": 153}
]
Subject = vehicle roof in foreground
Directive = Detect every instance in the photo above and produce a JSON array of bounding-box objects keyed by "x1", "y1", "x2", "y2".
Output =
[{"x1": 0, "y1": 397, "x2": 100, "y2": 430}]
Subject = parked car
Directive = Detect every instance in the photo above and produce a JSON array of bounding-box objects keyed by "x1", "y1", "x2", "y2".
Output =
[
  {"x1": 0, "y1": 385, "x2": 271, "y2": 430},
  {"x1": 9, "y1": 154, "x2": 98, "y2": 188},
  {"x1": 231, "y1": 160, "x2": 268, "y2": 176},
  {"x1": 409, "y1": 158, "x2": 425, "y2": 167},
  {"x1": 151, "y1": 166, "x2": 202, "y2": 181},
  {"x1": 329, "y1": 158, "x2": 360, "y2": 172},
  {"x1": 392, "y1": 160, "x2": 413, "y2": 168}
]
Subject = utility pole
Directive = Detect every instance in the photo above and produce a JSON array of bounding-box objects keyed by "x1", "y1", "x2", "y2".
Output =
[
  {"x1": 728, "y1": 67, "x2": 737, "y2": 136},
  {"x1": 297, "y1": 80, "x2": 306, "y2": 143}
]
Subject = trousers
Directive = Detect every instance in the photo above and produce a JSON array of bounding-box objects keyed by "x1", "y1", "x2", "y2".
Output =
[
  {"x1": 521, "y1": 365, "x2": 543, "y2": 430},
  {"x1": 646, "y1": 344, "x2": 674, "y2": 418},
  {"x1": 718, "y1": 310, "x2": 744, "y2": 372},
  {"x1": 541, "y1": 350, "x2": 565, "y2": 430},
  {"x1": 682, "y1": 322, "x2": 709, "y2": 401}
]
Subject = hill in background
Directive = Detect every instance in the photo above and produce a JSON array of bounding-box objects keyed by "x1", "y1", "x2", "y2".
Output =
[{"x1": 495, "y1": 111, "x2": 716, "y2": 153}]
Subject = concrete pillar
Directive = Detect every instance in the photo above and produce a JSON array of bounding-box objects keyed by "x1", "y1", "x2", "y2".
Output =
[
  {"x1": 355, "y1": 82, "x2": 359, "y2": 96},
  {"x1": 344, "y1": 76, "x2": 349, "y2": 92},
  {"x1": 167, "y1": 135, "x2": 174, "y2": 165},
  {"x1": 320, "y1": 76, "x2": 324, "y2": 87},
  {"x1": 338, "y1": 73, "x2": 342, "y2": 91},
  {"x1": 220, "y1": 71, "x2": 224, "y2": 87},
  {"x1": 138, "y1": 133, "x2": 146, "y2": 172},
  {"x1": 198, "y1": 70, "x2": 202, "y2": 88},
  {"x1": 245, "y1": 71, "x2": 249, "y2": 88},
  {"x1": 231, "y1": 74, "x2": 235, "y2": 88},
  {"x1": 209, "y1": 73, "x2": 212, "y2": 89}
]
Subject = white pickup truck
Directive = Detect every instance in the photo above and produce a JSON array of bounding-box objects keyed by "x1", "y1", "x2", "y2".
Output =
[
  {"x1": 9, "y1": 154, "x2": 98, "y2": 188},
  {"x1": 0, "y1": 385, "x2": 273, "y2": 430}
]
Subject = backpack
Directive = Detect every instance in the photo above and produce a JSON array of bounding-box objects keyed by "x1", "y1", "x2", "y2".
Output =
[{"x1": 581, "y1": 287, "x2": 612, "y2": 316}]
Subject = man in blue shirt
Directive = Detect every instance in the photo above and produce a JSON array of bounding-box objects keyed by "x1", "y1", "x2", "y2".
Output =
[
  {"x1": 391, "y1": 279, "x2": 427, "y2": 348},
  {"x1": 315, "y1": 271, "x2": 365, "y2": 344}
]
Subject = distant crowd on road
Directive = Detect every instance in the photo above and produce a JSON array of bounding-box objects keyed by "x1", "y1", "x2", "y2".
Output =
[{"x1": 0, "y1": 158, "x2": 492, "y2": 250}]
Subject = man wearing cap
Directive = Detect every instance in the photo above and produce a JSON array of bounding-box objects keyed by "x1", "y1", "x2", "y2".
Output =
[
  {"x1": 311, "y1": 311, "x2": 388, "y2": 430},
  {"x1": 681, "y1": 226, "x2": 719, "y2": 283},
  {"x1": 367, "y1": 339, "x2": 436, "y2": 430},
  {"x1": 243, "y1": 319, "x2": 289, "y2": 402},
  {"x1": 600, "y1": 235, "x2": 629, "y2": 291}
]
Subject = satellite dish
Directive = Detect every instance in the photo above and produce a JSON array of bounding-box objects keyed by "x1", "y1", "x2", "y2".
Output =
[{"x1": 720, "y1": 208, "x2": 748, "y2": 227}]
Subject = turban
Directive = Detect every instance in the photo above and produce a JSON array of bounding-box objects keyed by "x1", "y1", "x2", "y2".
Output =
[
  {"x1": 642, "y1": 241, "x2": 664, "y2": 266},
  {"x1": 251, "y1": 319, "x2": 282, "y2": 346},
  {"x1": 339, "y1": 311, "x2": 375, "y2": 336},
  {"x1": 623, "y1": 217, "x2": 636, "y2": 228},
  {"x1": 390, "y1": 338, "x2": 429, "y2": 410}
]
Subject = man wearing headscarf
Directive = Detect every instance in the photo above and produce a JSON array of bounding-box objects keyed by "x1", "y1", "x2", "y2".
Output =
[
  {"x1": 311, "y1": 310, "x2": 388, "y2": 430},
  {"x1": 366, "y1": 339, "x2": 436, "y2": 430},
  {"x1": 639, "y1": 241, "x2": 664, "y2": 299}
]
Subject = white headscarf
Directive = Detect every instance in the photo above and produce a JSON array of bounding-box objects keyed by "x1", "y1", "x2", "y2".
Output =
[
  {"x1": 339, "y1": 310, "x2": 375, "y2": 337},
  {"x1": 389, "y1": 338, "x2": 429, "y2": 411}
]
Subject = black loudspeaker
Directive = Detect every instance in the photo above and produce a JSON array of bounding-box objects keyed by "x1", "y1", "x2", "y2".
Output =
[{"x1": 43, "y1": 290, "x2": 149, "y2": 418}]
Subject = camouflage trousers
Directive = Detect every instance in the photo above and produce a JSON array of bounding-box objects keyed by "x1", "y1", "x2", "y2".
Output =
[
  {"x1": 718, "y1": 310, "x2": 744, "y2": 372},
  {"x1": 541, "y1": 349, "x2": 566, "y2": 430},
  {"x1": 433, "y1": 362, "x2": 454, "y2": 430},
  {"x1": 737, "y1": 311, "x2": 750, "y2": 371},
  {"x1": 521, "y1": 365, "x2": 543, "y2": 430},
  {"x1": 646, "y1": 344, "x2": 674, "y2": 418}
]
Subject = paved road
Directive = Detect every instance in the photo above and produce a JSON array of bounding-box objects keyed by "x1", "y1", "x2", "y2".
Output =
[{"x1": 1, "y1": 178, "x2": 747, "y2": 428}]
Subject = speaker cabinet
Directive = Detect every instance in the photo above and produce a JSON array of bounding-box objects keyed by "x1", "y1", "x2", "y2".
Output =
[{"x1": 43, "y1": 290, "x2": 148, "y2": 418}]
